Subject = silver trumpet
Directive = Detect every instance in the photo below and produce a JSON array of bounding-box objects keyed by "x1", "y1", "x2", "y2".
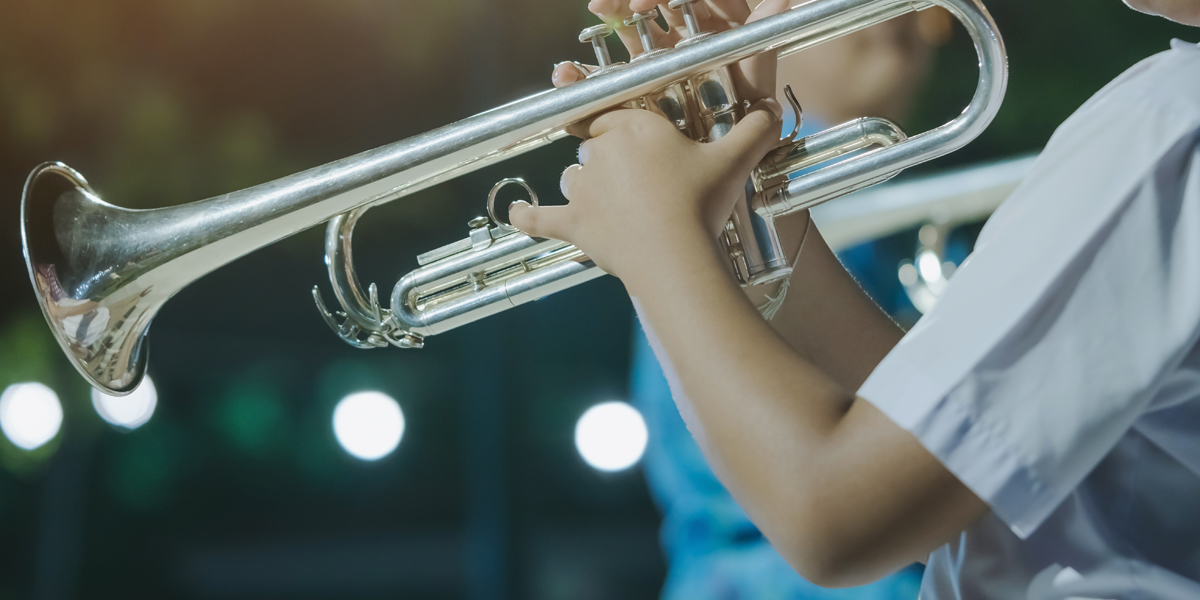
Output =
[{"x1": 20, "y1": 0, "x2": 1007, "y2": 395}]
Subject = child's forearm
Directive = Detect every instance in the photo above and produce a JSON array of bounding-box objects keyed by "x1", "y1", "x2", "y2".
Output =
[
  {"x1": 623, "y1": 229, "x2": 983, "y2": 585},
  {"x1": 744, "y1": 211, "x2": 905, "y2": 391},
  {"x1": 771, "y1": 219, "x2": 906, "y2": 389}
]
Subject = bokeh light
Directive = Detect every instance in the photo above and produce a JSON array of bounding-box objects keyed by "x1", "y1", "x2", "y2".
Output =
[
  {"x1": 917, "y1": 249, "x2": 944, "y2": 283},
  {"x1": 574, "y1": 401, "x2": 648, "y2": 472},
  {"x1": 0, "y1": 382, "x2": 63, "y2": 451},
  {"x1": 332, "y1": 391, "x2": 404, "y2": 461},
  {"x1": 92, "y1": 376, "x2": 158, "y2": 431}
]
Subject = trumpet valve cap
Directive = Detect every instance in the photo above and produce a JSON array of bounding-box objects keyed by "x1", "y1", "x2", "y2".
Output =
[
  {"x1": 623, "y1": 8, "x2": 659, "y2": 26},
  {"x1": 578, "y1": 23, "x2": 614, "y2": 43},
  {"x1": 468, "y1": 216, "x2": 491, "y2": 229},
  {"x1": 579, "y1": 24, "x2": 615, "y2": 68}
]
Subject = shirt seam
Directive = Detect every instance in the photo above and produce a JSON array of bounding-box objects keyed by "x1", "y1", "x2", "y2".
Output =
[{"x1": 923, "y1": 383, "x2": 1053, "y2": 535}]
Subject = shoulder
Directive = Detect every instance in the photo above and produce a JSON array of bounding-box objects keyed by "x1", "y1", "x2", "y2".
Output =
[
  {"x1": 1066, "y1": 42, "x2": 1200, "y2": 134},
  {"x1": 985, "y1": 43, "x2": 1200, "y2": 238}
]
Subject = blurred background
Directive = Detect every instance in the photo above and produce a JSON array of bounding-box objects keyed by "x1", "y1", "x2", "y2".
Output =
[{"x1": 0, "y1": 1, "x2": 1194, "y2": 599}]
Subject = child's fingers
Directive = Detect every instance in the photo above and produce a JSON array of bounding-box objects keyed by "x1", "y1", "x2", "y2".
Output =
[
  {"x1": 673, "y1": 1, "x2": 750, "y2": 40},
  {"x1": 590, "y1": 0, "x2": 674, "y2": 56},
  {"x1": 509, "y1": 202, "x2": 578, "y2": 242},
  {"x1": 670, "y1": 1, "x2": 733, "y2": 35},
  {"x1": 651, "y1": 2, "x2": 688, "y2": 34},
  {"x1": 702, "y1": 0, "x2": 752, "y2": 25},
  {"x1": 699, "y1": 1, "x2": 738, "y2": 34},
  {"x1": 589, "y1": 0, "x2": 644, "y2": 55},
  {"x1": 637, "y1": 1, "x2": 711, "y2": 36},
  {"x1": 730, "y1": 0, "x2": 788, "y2": 101},
  {"x1": 552, "y1": 62, "x2": 591, "y2": 88},
  {"x1": 565, "y1": 110, "x2": 617, "y2": 139},
  {"x1": 577, "y1": 108, "x2": 645, "y2": 139}
]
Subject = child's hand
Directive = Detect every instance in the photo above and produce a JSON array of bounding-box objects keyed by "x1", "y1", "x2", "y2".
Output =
[
  {"x1": 509, "y1": 99, "x2": 783, "y2": 289},
  {"x1": 527, "y1": 1, "x2": 794, "y2": 292}
]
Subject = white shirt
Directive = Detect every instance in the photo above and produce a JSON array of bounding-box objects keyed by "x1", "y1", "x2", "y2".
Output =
[{"x1": 859, "y1": 39, "x2": 1200, "y2": 600}]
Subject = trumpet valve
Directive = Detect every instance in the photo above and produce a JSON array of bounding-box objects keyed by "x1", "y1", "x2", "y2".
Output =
[
  {"x1": 468, "y1": 270, "x2": 487, "y2": 291},
  {"x1": 623, "y1": 9, "x2": 660, "y2": 55},
  {"x1": 668, "y1": 0, "x2": 704, "y2": 38},
  {"x1": 469, "y1": 216, "x2": 495, "y2": 251},
  {"x1": 579, "y1": 24, "x2": 615, "y2": 70}
]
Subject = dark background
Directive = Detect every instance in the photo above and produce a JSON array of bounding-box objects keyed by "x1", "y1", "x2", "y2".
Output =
[{"x1": 0, "y1": 1, "x2": 1193, "y2": 599}]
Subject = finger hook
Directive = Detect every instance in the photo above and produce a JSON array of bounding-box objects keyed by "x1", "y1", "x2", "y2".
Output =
[
  {"x1": 487, "y1": 178, "x2": 539, "y2": 228},
  {"x1": 781, "y1": 85, "x2": 803, "y2": 143}
]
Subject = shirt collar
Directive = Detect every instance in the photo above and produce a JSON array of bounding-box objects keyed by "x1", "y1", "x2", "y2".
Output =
[{"x1": 1170, "y1": 38, "x2": 1200, "y2": 51}]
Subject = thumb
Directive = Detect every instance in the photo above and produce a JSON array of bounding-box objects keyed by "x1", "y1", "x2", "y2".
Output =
[
  {"x1": 509, "y1": 201, "x2": 577, "y2": 241},
  {"x1": 717, "y1": 99, "x2": 785, "y2": 172}
]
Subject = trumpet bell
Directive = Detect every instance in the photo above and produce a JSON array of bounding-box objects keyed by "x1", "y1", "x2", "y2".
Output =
[{"x1": 21, "y1": 162, "x2": 159, "y2": 395}]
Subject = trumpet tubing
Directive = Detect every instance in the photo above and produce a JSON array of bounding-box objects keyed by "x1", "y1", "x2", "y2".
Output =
[{"x1": 20, "y1": 0, "x2": 1007, "y2": 395}]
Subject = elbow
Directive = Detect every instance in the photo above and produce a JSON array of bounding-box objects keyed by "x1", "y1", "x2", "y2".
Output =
[
  {"x1": 766, "y1": 506, "x2": 883, "y2": 588},
  {"x1": 778, "y1": 539, "x2": 864, "y2": 589}
]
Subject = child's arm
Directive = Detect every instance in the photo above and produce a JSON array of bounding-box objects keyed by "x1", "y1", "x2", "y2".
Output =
[
  {"x1": 767, "y1": 221, "x2": 910, "y2": 390},
  {"x1": 510, "y1": 106, "x2": 988, "y2": 585}
]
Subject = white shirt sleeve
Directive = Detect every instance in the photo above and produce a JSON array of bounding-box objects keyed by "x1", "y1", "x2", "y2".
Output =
[{"x1": 858, "y1": 66, "x2": 1200, "y2": 539}]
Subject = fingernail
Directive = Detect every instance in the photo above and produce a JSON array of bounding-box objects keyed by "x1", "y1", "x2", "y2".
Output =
[
  {"x1": 577, "y1": 142, "x2": 589, "y2": 165},
  {"x1": 561, "y1": 164, "x2": 582, "y2": 199},
  {"x1": 510, "y1": 200, "x2": 530, "y2": 213},
  {"x1": 552, "y1": 62, "x2": 568, "y2": 86}
]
